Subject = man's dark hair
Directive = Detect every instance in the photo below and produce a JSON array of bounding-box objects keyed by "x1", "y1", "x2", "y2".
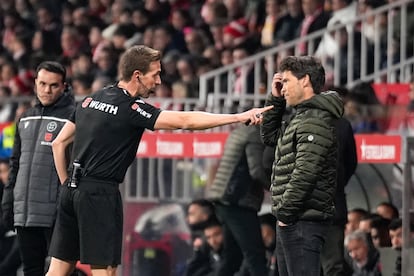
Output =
[
  {"x1": 389, "y1": 218, "x2": 414, "y2": 232},
  {"x1": 203, "y1": 215, "x2": 221, "y2": 230},
  {"x1": 279, "y1": 56, "x2": 325, "y2": 94},
  {"x1": 187, "y1": 198, "x2": 215, "y2": 217},
  {"x1": 35, "y1": 61, "x2": 66, "y2": 83},
  {"x1": 377, "y1": 201, "x2": 399, "y2": 219},
  {"x1": 389, "y1": 218, "x2": 402, "y2": 231},
  {"x1": 349, "y1": 208, "x2": 369, "y2": 219}
]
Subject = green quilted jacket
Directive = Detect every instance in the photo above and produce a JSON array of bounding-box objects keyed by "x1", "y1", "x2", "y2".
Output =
[{"x1": 261, "y1": 91, "x2": 344, "y2": 224}]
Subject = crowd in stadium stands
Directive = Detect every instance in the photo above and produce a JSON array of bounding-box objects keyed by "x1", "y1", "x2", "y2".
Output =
[{"x1": 0, "y1": 0, "x2": 413, "y2": 123}]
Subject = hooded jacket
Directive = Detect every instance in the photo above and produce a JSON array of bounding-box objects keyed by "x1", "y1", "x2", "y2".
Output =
[
  {"x1": 261, "y1": 91, "x2": 344, "y2": 224},
  {"x1": 2, "y1": 90, "x2": 75, "y2": 227}
]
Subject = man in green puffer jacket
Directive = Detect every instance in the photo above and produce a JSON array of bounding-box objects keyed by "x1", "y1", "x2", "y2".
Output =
[{"x1": 261, "y1": 56, "x2": 344, "y2": 276}]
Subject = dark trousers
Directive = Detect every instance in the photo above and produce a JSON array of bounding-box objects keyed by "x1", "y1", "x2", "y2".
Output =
[
  {"x1": 16, "y1": 226, "x2": 53, "y2": 276},
  {"x1": 215, "y1": 204, "x2": 268, "y2": 276},
  {"x1": 276, "y1": 220, "x2": 328, "y2": 276},
  {"x1": 320, "y1": 224, "x2": 347, "y2": 276},
  {"x1": 0, "y1": 234, "x2": 22, "y2": 276}
]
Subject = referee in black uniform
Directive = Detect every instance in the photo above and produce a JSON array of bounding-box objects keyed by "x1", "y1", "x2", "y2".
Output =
[{"x1": 46, "y1": 45, "x2": 273, "y2": 276}]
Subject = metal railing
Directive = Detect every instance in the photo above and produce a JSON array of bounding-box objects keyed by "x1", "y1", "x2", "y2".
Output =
[{"x1": 199, "y1": 0, "x2": 414, "y2": 110}]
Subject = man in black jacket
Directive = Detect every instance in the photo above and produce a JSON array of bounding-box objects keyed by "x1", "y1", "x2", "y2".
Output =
[
  {"x1": 207, "y1": 124, "x2": 270, "y2": 276},
  {"x1": 1, "y1": 61, "x2": 75, "y2": 276},
  {"x1": 321, "y1": 116, "x2": 357, "y2": 276}
]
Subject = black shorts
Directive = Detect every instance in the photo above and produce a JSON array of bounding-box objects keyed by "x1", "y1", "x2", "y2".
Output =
[{"x1": 49, "y1": 177, "x2": 123, "y2": 266}]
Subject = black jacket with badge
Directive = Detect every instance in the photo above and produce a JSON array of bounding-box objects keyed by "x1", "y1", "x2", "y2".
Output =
[
  {"x1": 1, "y1": 90, "x2": 75, "y2": 228},
  {"x1": 261, "y1": 91, "x2": 343, "y2": 224}
]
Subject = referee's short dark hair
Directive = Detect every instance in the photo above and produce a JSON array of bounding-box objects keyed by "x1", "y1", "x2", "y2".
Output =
[{"x1": 35, "y1": 61, "x2": 66, "y2": 83}]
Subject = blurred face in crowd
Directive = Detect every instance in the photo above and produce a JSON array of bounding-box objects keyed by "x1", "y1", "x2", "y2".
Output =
[
  {"x1": 389, "y1": 227, "x2": 402, "y2": 250},
  {"x1": 347, "y1": 238, "x2": 369, "y2": 267},
  {"x1": 370, "y1": 228, "x2": 381, "y2": 248},
  {"x1": 376, "y1": 205, "x2": 396, "y2": 220},
  {"x1": 346, "y1": 211, "x2": 364, "y2": 235},
  {"x1": 204, "y1": 225, "x2": 223, "y2": 252},
  {"x1": 186, "y1": 204, "x2": 209, "y2": 225},
  {"x1": 359, "y1": 219, "x2": 372, "y2": 233},
  {"x1": 35, "y1": 69, "x2": 65, "y2": 106}
]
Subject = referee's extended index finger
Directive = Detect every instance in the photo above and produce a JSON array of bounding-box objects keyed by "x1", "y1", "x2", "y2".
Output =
[{"x1": 261, "y1": 105, "x2": 274, "y2": 113}]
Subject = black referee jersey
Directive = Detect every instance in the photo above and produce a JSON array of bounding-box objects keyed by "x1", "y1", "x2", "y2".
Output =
[{"x1": 69, "y1": 85, "x2": 161, "y2": 183}]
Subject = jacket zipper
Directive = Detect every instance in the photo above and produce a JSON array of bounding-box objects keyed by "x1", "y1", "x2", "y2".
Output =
[{"x1": 23, "y1": 106, "x2": 44, "y2": 226}]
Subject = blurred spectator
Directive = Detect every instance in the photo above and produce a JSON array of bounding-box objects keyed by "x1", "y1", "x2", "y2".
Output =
[
  {"x1": 5, "y1": 29, "x2": 32, "y2": 71},
  {"x1": 153, "y1": 23, "x2": 187, "y2": 55},
  {"x1": 203, "y1": 45, "x2": 222, "y2": 69},
  {"x1": 324, "y1": 22, "x2": 374, "y2": 86},
  {"x1": 101, "y1": 1, "x2": 126, "y2": 40},
  {"x1": 370, "y1": 216, "x2": 391, "y2": 248},
  {"x1": 2, "y1": 10, "x2": 28, "y2": 50},
  {"x1": 89, "y1": 22, "x2": 110, "y2": 63},
  {"x1": 224, "y1": 0, "x2": 247, "y2": 20},
  {"x1": 376, "y1": 202, "x2": 399, "y2": 220},
  {"x1": 161, "y1": 49, "x2": 180, "y2": 85},
  {"x1": 0, "y1": 86, "x2": 17, "y2": 123},
  {"x1": 94, "y1": 46, "x2": 118, "y2": 80},
  {"x1": 387, "y1": 218, "x2": 414, "y2": 276},
  {"x1": 201, "y1": 1, "x2": 228, "y2": 28},
  {"x1": 274, "y1": 0, "x2": 304, "y2": 45},
  {"x1": 359, "y1": 213, "x2": 382, "y2": 233},
  {"x1": 90, "y1": 75, "x2": 112, "y2": 93},
  {"x1": 201, "y1": 218, "x2": 224, "y2": 274},
  {"x1": 321, "y1": 99, "x2": 358, "y2": 276},
  {"x1": 60, "y1": 25, "x2": 86, "y2": 59},
  {"x1": 71, "y1": 74, "x2": 93, "y2": 96},
  {"x1": 35, "y1": 3, "x2": 62, "y2": 37},
  {"x1": 359, "y1": 0, "x2": 387, "y2": 69},
  {"x1": 232, "y1": 42, "x2": 258, "y2": 95},
  {"x1": 296, "y1": 0, "x2": 330, "y2": 55},
  {"x1": 171, "y1": 8, "x2": 193, "y2": 31},
  {"x1": 345, "y1": 230, "x2": 382, "y2": 276},
  {"x1": 315, "y1": 0, "x2": 357, "y2": 59},
  {"x1": 145, "y1": 0, "x2": 171, "y2": 25},
  {"x1": 346, "y1": 208, "x2": 369, "y2": 236},
  {"x1": 131, "y1": 6, "x2": 151, "y2": 34},
  {"x1": 14, "y1": 0, "x2": 36, "y2": 29},
  {"x1": 259, "y1": 213, "x2": 279, "y2": 276},
  {"x1": 71, "y1": 51, "x2": 96, "y2": 78},
  {"x1": 260, "y1": 0, "x2": 286, "y2": 48},
  {"x1": 388, "y1": 218, "x2": 402, "y2": 276},
  {"x1": 175, "y1": 54, "x2": 199, "y2": 98},
  {"x1": 223, "y1": 18, "x2": 249, "y2": 48},
  {"x1": 344, "y1": 90, "x2": 382, "y2": 133},
  {"x1": 209, "y1": 22, "x2": 226, "y2": 51},
  {"x1": 111, "y1": 23, "x2": 136, "y2": 52},
  {"x1": 31, "y1": 29, "x2": 62, "y2": 60},
  {"x1": 184, "y1": 28, "x2": 209, "y2": 56},
  {"x1": 184, "y1": 199, "x2": 217, "y2": 276}
]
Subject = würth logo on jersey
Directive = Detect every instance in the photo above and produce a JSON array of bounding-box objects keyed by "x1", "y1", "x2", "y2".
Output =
[
  {"x1": 82, "y1": 97, "x2": 92, "y2": 108},
  {"x1": 82, "y1": 98, "x2": 119, "y2": 115},
  {"x1": 131, "y1": 102, "x2": 152, "y2": 118}
]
